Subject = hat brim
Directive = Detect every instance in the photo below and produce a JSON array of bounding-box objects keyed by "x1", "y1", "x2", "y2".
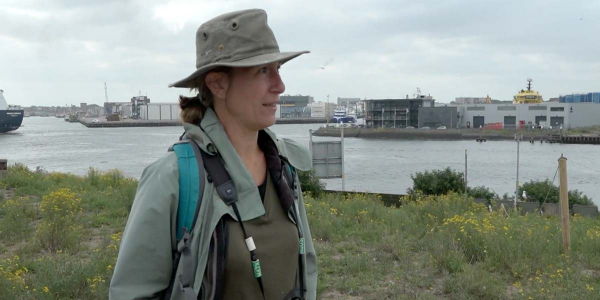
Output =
[{"x1": 168, "y1": 50, "x2": 309, "y2": 88}]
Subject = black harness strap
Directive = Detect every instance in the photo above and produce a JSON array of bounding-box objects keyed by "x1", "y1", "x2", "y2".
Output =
[{"x1": 200, "y1": 150, "x2": 266, "y2": 300}]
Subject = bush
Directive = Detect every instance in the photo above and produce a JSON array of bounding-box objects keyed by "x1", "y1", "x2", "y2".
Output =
[
  {"x1": 468, "y1": 186, "x2": 498, "y2": 202},
  {"x1": 36, "y1": 188, "x2": 83, "y2": 252},
  {"x1": 407, "y1": 167, "x2": 465, "y2": 197},
  {"x1": 520, "y1": 179, "x2": 593, "y2": 208},
  {"x1": 298, "y1": 169, "x2": 325, "y2": 197},
  {"x1": 0, "y1": 196, "x2": 37, "y2": 243}
]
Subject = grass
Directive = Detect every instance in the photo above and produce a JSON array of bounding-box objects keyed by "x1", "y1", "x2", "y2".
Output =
[
  {"x1": 0, "y1": 165, "x2": 134, "y2": 300},
  {"x1": 1, "y1": 165, "x2": 600, "y2": 299},
  {"x1": 568, "y1": 125, "x2": 600, "y2": 135}
]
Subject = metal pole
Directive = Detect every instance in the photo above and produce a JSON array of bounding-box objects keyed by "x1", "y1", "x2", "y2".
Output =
[
  {"x1": 309, "y1": 129, "x2": 313, "y2": 168},
  {"x1": 406, "y1": 109, "x2": 409, "y2": 128},
  {"x1": 464, "y1": 150, "x2": 468, "y2": 201},
  {"x1": 326, "y1": 98, "x2": 329, "y2": 128},
  {"x1": 394, "y1": 109, "x2": 396, "y2": 128},
  {"x1": 341, "y1": 127, "x2": 345, "y2": 191},
  {"x1": 558, "y1": 155, "x2": 570, "y2": 254},
  {"x1": 382, "y1": 107, "x2": 384, "y2": 128},
  {"x1": 515, "y1": 134, "x2": 520, "y2": 211}
]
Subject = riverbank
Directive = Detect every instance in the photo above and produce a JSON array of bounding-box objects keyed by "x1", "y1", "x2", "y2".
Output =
[
  {"x1": 1, "y1": 166, "x2": 599, "y2": 299},
  {"x1": 312, "y1": 127, "x2": 555, "y2": 140},
  {"x1": 312, "y1": 127, "x2": 600, "y2": 144}
]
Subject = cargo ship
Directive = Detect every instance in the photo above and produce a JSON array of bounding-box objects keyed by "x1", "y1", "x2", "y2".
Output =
[{"x1": 0, "y1": 89, "x2": 24, "y2": 133}]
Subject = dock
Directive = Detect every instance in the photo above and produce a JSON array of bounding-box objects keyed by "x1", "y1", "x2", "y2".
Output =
[
  {"x1": 79, "y1": 117, "x2": 327, "y2": 128},
  {"x1": 560, "y1": 135, "x2": 600, "y2": 145},
  {"x1": 80, "y1": 118, "x2": 181, "y2": 128},
  {"x1": 312, "y1": 127, "x2": 600, "y2": 144}
]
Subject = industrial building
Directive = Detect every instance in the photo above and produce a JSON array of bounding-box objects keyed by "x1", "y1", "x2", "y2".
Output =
[
  {"x1": 364, "y1": 95, "x2": 434, "y2": 128},
  {"x1": 308, "y1": 101, "x2": 336, "y2": 118},
  {"x1": 454, "y1": 103, "x2": 600, "y2": 129},
  {"x1": 279, "y1": 95, "x2": 312, "y2": 118},
  {"x1": 454, "y1": 96, "x2": 491, "y2": 105},
  {"x1": 418, "y1": 106, "x2": 458, "y2": 128},
  {"x1": 104, "y1": 102, "x2": 131, "y2": 116},
  {"x1": 337, "y1": 97, "x2": 361, "y2": 107},
  {"x1": 559, "y1": 92, "x2": 600, "y2": 103},
  {"x1": 104, "y1": 96, "x2": 180, "y2": 121},
  {"x1": 138, "y1": 103, "x2": 180, "y2": 120}
]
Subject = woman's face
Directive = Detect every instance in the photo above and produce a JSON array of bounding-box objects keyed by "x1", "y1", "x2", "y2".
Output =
[{"x1": 217, "y1": 62, "x2": 285, "y2": 131}]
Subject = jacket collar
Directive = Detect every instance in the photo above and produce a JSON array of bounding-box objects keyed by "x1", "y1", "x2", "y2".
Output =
[
  {"x1": 183, "y1": 108, "x2": 284, "y2": 221},
  {"x1": 183, "y1": 108, "x2": 281, "y2": 155}
]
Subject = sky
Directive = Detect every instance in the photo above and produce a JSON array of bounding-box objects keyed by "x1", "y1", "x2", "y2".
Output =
[{"x1": 1, "y1": 0, "x2": 599, "y2": 107}]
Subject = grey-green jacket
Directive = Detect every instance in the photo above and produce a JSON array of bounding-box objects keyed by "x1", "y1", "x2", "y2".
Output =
[{"x1": 109, "y1": 109, "x2": 317, "y2": 300}]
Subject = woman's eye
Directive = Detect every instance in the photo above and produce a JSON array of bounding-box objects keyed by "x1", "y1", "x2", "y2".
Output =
[{"x1": 259, "y1": 67, "x2": 268, "y2": 74}]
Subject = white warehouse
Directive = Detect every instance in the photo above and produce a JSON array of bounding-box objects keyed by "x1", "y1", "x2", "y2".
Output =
[
  {"x1": 138, "y1": 103, "x2": 181, "y2": 120},
  {"x1": 455, "y1": 103, "x2": 600, "y2": 129}
]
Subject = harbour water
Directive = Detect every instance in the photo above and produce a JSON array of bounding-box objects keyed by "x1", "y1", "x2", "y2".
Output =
[{"x1": 1, "y1": 117, "x2": 599, "y2": 206}]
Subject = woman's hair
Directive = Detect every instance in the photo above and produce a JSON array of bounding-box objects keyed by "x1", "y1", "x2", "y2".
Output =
[{"x1": 179, "y1": 67, "x2": 231, "y2": 124}]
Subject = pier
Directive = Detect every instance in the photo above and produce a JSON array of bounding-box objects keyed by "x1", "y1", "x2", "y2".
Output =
[
  {"x1": 79, "y1": 117, "x2": 327, "y2": 128},
  {"x1": 312, "y1": 127, "x2": 600, "y2": 144},
  {"x1": 561, "y1": 135, "x2": 600, "y2": 145}
]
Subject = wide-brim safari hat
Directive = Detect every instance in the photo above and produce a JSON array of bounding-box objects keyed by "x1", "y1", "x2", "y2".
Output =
[{"x1": 169, "y1": 9, "x2": 308, "y2": 88}]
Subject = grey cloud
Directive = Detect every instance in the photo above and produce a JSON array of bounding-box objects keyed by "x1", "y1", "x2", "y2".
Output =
[{"x1": 1, "y1": 0, "x2": 599, "y2": 107}]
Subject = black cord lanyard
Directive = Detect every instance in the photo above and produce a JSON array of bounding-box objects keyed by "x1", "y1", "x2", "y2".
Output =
[
  {"x1": 230, "y1": 202, "x2": 305, "y2": 300},
  {"x1": 229, "y1": 202, "x2": 267, "y2": 299}
]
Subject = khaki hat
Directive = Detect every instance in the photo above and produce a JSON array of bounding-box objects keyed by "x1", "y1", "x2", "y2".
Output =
[{"x1": 169, "y1": 9, "x2": 308, "y2": 88}]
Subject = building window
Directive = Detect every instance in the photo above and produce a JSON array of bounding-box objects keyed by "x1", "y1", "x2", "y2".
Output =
[
  {"x1": 550, "y1": 107, "x2": 565, "y2": 112},
  {"x1": 528, "y1": 106, "x2": 547, "y2": 111},
  {"x1": 497, "y1": 106, "x2": 516, "y2": 111},
  {"x1": 467, "y1": 106, "x2": 485, "y2": 111}
]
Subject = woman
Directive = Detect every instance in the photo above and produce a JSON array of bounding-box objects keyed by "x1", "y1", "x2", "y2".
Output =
[{"x1": 109, "y1": 9, "x2": 317, "y2": 300}]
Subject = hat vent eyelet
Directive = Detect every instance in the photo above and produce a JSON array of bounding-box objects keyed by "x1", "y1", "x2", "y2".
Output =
[
  {"x1": 231, "y1": 22, "x2": 238, "y2": 30},
  {"x1": 202, "y1": 32, "x2": 208, "y2": 40}
]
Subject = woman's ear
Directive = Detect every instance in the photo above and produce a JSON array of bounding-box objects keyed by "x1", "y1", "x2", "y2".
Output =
[{"x1": 205, "y1": 71, "x2": 230, "y2": 100}]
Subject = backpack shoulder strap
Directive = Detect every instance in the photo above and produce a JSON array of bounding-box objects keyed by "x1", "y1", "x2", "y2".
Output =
[
  {"x1": 166, "y1": 139, "x2": 207, "y2": 300},
  {"x1": 200, "y1": 150, "x2": 238, "y2": 206},
  {"x1": 171, "y1": 139, "x2": 206, "y2": 240}
]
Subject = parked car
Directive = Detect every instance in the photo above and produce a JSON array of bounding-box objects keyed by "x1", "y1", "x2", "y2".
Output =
[
  {"x1": 92, "y1": 119, "x2": 99, "y2": 123},
  {"x1": 420, "y1": 126, "x2": 431, "y2": 130},
  {"x1": 437, "y1": 126, "x2": 447, "y2": 129}
]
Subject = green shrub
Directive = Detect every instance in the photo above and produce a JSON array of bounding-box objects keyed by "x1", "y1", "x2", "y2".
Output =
[
  {"x1": 468, "y1": 186, "x2": 498, "y2": 202},
  {"x1": 520, "y1": 179, "x2": 593, "y2": 208},
  {"x1": 298, "y1": 169, "x2": 325, "y2": 197},
  {"x1": 36, "y1": 188, "x2": 82, "y2": 252},
  {"x1": 0, "y1": 196, "x2": 37, "y2": 243},
  {"x1": 2, "y1": 164, "x2": 52, "y2": 196},
  {"x1": 85, "y1": 168, "x2": 102, "y2": 188},
  {"x1": 407, "y1": 167, "x2": 465, "y2": 197}
]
